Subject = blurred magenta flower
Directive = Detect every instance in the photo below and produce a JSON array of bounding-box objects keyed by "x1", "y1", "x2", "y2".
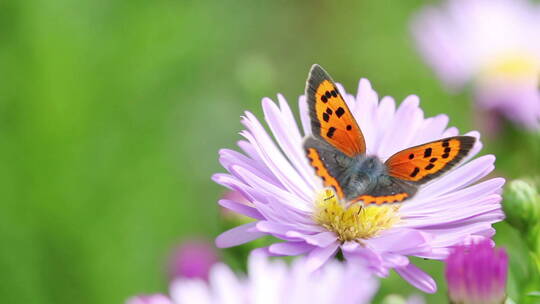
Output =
[
  {"x1": 445, "y1": 240, "x2": 508, "y2": 304},
  {"x1": 412, "y1": 0, "x2": 540, "y2": 130},
  {"x1": 169, "y1": 253, "x2": 378, "y2": 304},
  {"x1": 213, "y1": 75, "x2": 504, "y2": 293},
  {"x1": 127, "y1": 294, "x2": 173, "y2": 304},
  {"x1": 168, "y1": 240, "x2": 219, "y2": 281}
]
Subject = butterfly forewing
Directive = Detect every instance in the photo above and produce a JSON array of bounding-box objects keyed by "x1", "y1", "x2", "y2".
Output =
[
  {"x1": 385, "y1": 136, "x2": 476, "y2": 184},
  {"x1": 306, "y1": 64, "x2": 366, "y2": 157}
]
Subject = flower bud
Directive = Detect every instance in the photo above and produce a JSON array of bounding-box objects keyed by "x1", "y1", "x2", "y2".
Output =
[{"x1": 503, "y1": 179, "x2": 540, "y2": 231}]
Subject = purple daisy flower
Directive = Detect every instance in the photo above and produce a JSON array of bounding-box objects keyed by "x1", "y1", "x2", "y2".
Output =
[
  {"x1": 412, "y1": 0, "x2": 540, "y2": 130},
  {"x1": 129, "y1": 253, "x2": 378, "y2": 304},
  {"x1": 213, "y1": 69, "x2": 504, "y2": 293},
  {"x1": 445, "y1": 239, "x2": 508, "y2": 304}
]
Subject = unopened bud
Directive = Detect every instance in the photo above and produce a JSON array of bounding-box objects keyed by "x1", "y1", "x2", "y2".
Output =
[{"x1": 503, "y1": 179, "x2": 540, "y2": 231}]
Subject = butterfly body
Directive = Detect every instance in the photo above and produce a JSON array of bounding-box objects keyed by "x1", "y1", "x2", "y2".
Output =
[
  {"x1": 305, "y1": 136, "x2": 417, "y2": 203},
  {"x1": 304, "y1": 64, "x2": 475, "y2": 205}
]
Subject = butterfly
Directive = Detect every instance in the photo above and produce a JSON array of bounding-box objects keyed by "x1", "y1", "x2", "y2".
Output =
[{"x1": 303, "y1": 64, "x2": 476, "y2": 205}]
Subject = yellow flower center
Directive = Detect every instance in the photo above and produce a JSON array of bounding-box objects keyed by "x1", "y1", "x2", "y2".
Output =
[
  {"x1": 312, "y1": 189, "x2": 400, "y2": 242},
  {"x1": 480, "y1": 53, "x2": 540, "y2": 83}
]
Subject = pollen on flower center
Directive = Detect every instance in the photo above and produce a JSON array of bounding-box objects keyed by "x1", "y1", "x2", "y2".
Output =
[{"x1": 313, "y1": 189, "x2": 400, "y2": 242}]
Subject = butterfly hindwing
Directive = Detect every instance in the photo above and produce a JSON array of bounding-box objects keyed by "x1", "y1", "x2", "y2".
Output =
[
  {"x1": 305, "y1": 136, "x2": 417, "y2": 205},
  {"x1": 385, "y1": 136, "x2": 476, "y2": 184},
  {"x1": 304, "y1": 136, "x2": 351, "y2": 200},
  {"x1": 306, "y1": 64, "x2": 366, "y2": 157},
  {"x1": 351, "y1": 176, "x2": 417, "y2": 206}
]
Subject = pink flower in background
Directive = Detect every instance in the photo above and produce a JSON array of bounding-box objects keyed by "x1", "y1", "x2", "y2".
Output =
[
  {"x1": 213, "y1": 75, "x2": 504, "y2": 293},
  {"x1": 127, "y1": 294, "x2": 173, "y2": 304},
  {"x1": 412, "y1": 0, "x2": 540, "y2": 130},
  {"x1": 133, "y1": 253, "x2": 378, "y2": 304},
  {"x1": 168, "y1": 240, "x2": 219, "y2": 281},
  {"x1": 445, "y1": 239, "x2": 508, "y2": 304}
]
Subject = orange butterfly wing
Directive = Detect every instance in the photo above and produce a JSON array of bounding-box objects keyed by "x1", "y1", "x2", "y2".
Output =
[
  {"x1": 306, "y1": 64, "x2": 366, "y2": 157},
  {"x1": 385, "y1": 136, "x2": 476, "y2": 184}
]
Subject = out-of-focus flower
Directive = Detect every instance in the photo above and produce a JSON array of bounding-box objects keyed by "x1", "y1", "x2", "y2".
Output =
[
  {"x1": 503, "y1": 179, "x2": 540, "y2": 232},
  {"x1": 127, "y1": 294, "x2": 173, "y2": 304},
  {"x1": 168, "y1": 240, "x2": 219, "y2": 281},
  {"x1": 445, "y1": 239, "x2": 508, "y2": 304},
  {"x1": 412, "y1": 0, "x2": 540, "y2": 130},
  {"x1": 213, "y1": 70, "x2": 504, "y2": 293},
  {"x1": 129, "y1": 253, "x2": 378, "y2": 304}
]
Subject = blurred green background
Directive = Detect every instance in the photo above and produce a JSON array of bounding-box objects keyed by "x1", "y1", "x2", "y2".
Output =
[{"x1": 1, "y1": 0, "x2": 539, "y2": 303}]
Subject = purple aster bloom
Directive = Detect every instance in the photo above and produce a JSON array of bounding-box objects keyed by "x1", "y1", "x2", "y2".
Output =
[
  {"x1": 445, "y1": 239, "x2": 508, "y2": 304},
  {"x1": 412, "y1": 0, "x2": 540, "y2": 130},
  {"x1": 169, "y1": 253, "x2": 378, "y2": 304},
  {"x1": 168, "y1": 240, "x2": 219, "y2": 281},
  {"x1": 213, "y1": 72, "x2": 505, "y2": 293},
  {"x1": 127, "y1": 294, "x2": 173, "y2": 304},
  {"x1": 129, "y1": 253, "x2": 378, "y2": 304}
]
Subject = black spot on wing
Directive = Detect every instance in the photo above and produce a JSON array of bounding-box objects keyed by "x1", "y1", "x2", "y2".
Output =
[
  {"x1": 410, "y1": 167, "x2": 420, "y2": 178},
  {"x1": 335, "y1": 107, "x2": 345, "y2": 118},
  {"x1": 326, "y1": 127, "x2": 336, "y2": 138},
  {"x1": 322, "y1": 113, "x2": 330, "y2": 122}
]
